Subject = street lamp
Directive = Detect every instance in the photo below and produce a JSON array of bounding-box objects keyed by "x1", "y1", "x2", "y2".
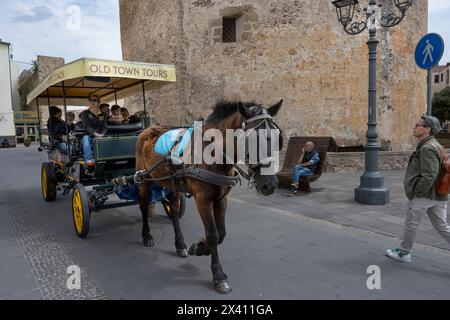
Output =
[{"x1": 331, "y1": 0, "x2": 414, "y2": 205}]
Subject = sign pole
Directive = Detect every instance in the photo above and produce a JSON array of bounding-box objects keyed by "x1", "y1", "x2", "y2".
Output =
[{"x1": 427, "y1": 69, "x2": 432, "y2": 116}]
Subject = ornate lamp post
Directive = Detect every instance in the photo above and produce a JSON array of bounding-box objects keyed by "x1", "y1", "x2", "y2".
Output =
[{"x1": 332, "y1": 0, "x2": 414, "y2": 205}]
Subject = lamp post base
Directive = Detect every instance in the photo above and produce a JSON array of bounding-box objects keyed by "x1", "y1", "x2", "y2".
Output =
[{"x1": 354, "y1": 173, "x2": 390, "y2": 205}]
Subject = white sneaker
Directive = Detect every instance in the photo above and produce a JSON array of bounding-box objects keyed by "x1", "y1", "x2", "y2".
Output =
[{"x1": 386, "y1": 248, "x2": 412, "y2": 263}]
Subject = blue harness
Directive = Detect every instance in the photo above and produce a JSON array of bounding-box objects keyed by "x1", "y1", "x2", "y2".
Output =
[
  {"x1": 154, "y1": 128, "x2": 194, "y2": 157},
  {"x1": 114, "y1": 182, "x2": 169, "y2": 203}
]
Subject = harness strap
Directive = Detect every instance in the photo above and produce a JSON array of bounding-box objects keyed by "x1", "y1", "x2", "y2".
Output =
[
  {"x1": 173, "y1": 167, "x2": 240, "y2": 187},
  {"x1": 135, "y1": 162, "x2": 239, "y2": 188}
]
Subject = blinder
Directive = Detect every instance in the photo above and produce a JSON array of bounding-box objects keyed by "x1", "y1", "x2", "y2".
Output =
[{"x1": 242, "y1": 108, "x2": 282, "y2": 170}]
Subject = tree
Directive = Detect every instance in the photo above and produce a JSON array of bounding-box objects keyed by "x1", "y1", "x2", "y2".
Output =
[{"x1": 432, "y1": 87, "x2": 450, "y2": 123}]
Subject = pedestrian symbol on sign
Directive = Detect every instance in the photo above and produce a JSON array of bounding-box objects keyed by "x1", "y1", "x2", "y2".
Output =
[
  {"x1": 422, "y1": 40, "x2": 435, "y2": 66},
  {"x1": 415, "y1": 33, "x2": 444, "y2": 70}
]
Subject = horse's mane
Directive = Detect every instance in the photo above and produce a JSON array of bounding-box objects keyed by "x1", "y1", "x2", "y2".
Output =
[{"x1": 205, "y1": 101, "x2": 261, "y2": 123}]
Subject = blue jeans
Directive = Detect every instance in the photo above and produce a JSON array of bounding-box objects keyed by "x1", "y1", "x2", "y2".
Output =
[
  {"x1": 54, "y1": 141, "x2": 68, "y2": 154},
  {"x1": 291, "y1": 165, "x2": 313, "y2": 183},
  {"x1": 60, "y1": 142, "x2": 68, "y2": 154},
  {"x1": 82, "y1": 135, "x2": 94, "y2": 161}
]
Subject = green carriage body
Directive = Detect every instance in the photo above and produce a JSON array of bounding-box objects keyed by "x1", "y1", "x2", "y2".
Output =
[
  {"x1": 29, "y1": 58, "x2": 183, "y2": 239},
  {"x1": 93, "y1": 135, "x2": 139, "y2": 180}
]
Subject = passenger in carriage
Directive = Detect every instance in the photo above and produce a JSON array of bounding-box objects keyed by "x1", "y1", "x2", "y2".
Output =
[
  {"x1": 99, "y1": 103, "x2": 111, "y2": 117},
  {"x1": 47, "y1": 106, "x2": 61, "y2": 135},
  {"x1": 108, "y1": 105, "x2": 124, "y2": 125},
  {"x1": 121, "y1": 107, "x2": 140, "y2": 124},
  {"x1": 80, "y1": 94, "x2": 108, "y2": 164},
  {"x1": 66, "y1": 112, "x2": 76, "y2": 133},
  {"x1": 74, "y1": 113, "x2": 83, "y2": 130},
  {"x1": 47, "y1": 106, "x2": 69, "y2": 153}
]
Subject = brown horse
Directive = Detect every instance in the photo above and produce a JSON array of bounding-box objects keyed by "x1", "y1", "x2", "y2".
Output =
[{"x1": 135, "y1": 100, "x2": 283, "y2": 293}]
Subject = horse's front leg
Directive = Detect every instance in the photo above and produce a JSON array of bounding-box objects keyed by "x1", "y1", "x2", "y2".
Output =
[
  {"x1": 191, "y1": 196, "x2": 231, "y2": 294},
  {"x1": 139, "y1": 182, "x2": 154, "y2": 247},
  {"x1": 188, "y1": 197, "x2": 228, "y2": 254},
  {"x1": 187, "y1": 196, "x2": 227, "y2": 256},
  {"x1": 213, "y1": 197, "x2": 227, "y2": 245},
  {"x1": 168, "y1": 191, "x2": 188, "y2": 257}
]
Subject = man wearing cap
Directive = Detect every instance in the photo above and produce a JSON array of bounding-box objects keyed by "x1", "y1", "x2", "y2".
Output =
[{"x1": 386, "y1": 115, "x2": 450, "y2": 263}]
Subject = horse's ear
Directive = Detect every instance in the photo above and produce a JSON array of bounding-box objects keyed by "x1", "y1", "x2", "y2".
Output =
[
  {"x1": 267, "y1": 99, "x2": 283, "y2": 117},
  {"x1": 238, "y1": 102, "x2": 252, "y2": 119}
]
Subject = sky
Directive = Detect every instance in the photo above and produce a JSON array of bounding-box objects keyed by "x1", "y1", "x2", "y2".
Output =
[
  {"x1": 0, "y1": 0, "x2": 122, "y2": 69},
  {"x1": 0, "y1": 0, "x2": 449, "y2": 69}
]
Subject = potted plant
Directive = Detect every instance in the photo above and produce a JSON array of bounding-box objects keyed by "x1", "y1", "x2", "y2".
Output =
[{"x1": 24, "y1": 137, "x2": 31, "y2": 147}]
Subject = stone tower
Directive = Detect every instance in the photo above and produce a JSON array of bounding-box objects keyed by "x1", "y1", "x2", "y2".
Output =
[{"x1": 120, "y1": 0, "x2": 428, "y2": 151}]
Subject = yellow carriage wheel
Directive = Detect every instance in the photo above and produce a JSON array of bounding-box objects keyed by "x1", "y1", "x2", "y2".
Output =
[
  {"x1": 72, "y1": 183, "x2": 91, "y2": 238},
  {"x1": 41, "y1": 162, "x2": 57, "y2": 201}
]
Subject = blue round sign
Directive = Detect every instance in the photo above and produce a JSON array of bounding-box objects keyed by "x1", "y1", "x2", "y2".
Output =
[{"x1": 415, "y1": 33, "x2": 445, "y2": 70}]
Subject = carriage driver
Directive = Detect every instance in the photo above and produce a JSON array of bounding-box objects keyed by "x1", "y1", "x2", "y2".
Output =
[{"x1": 80, "y1": 94, "x2": 108, "y2": 164}]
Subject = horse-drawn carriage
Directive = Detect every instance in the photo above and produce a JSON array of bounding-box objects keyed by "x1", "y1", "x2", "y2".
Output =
[
  {"x1": 28, "y1": 57, "x2": 285, "y2": 294},
  {"x1": 27, "y1": 58, "x2": 185, "y2": 238}
]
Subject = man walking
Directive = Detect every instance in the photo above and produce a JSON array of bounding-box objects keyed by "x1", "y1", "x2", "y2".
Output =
[{"x1": 386, "y1": 115, "x2": 450, "y2": 263}]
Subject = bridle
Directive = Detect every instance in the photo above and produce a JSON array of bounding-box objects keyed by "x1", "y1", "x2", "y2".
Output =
[{"x1": 229, "y1": 108, "x2": 282, "y2": 186}]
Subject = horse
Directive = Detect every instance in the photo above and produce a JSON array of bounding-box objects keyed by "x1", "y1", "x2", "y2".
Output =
[{"x1": 135, "y1": 100, "x2": 283, "y2": 294}]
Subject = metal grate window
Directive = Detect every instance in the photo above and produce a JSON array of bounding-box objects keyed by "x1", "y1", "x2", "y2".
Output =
[{"x1": 223, "y1": 17, "x2": 237, "y2": 43}]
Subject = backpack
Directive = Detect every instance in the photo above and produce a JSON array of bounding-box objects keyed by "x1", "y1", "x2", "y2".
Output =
[{"x1": 427, "y1": 141, "x2": 450, "y2": 196}]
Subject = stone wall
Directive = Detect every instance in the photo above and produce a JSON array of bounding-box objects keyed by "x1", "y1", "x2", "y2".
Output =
[
  {"x1": 18, "y1": 56, "x2": 65, "y2": 126},
  {"x1": 120, "y1": 0, "x2": 189, "y2": 124},
  {"x1": 323, "y1": 148, "x2": 450, "y2": 173},
  {"x1": 120, "y1": 0, "x2": 428, "y2": 151},
  {"x1": 324, "y1": 151, "x2": 411, "y2": 173},
  {"x1": 19, "y1": 55, "x2": 65, "y2": 111}
]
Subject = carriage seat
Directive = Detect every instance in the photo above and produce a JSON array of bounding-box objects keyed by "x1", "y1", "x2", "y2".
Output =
[
  {"x1": 72, "y1": 123, "x2": 143, "y2": 137},
  {"x1": 106, "y1": 123, "x2": 143, "y2": 135}
]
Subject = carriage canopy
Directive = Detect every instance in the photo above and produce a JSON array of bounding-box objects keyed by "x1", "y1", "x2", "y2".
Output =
[{"x1": 27, "y1": 57, "x2": 177, "y2": 106}]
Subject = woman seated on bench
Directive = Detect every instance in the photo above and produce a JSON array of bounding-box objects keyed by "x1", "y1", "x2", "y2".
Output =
[{"x1": 290, "y1": 141, "x2": 320, "y2": 190}]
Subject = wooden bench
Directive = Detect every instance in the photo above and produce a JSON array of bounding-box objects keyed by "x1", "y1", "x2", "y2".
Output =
[{"x1": 277, "y1": 136, "x2": 336, "y2": 193}]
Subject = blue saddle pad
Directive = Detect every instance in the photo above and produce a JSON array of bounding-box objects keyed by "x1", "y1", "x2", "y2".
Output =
[
  {"x1": 154, "y1": 128, "x2": 193, "y2": 157},
  {"x1": 114, "y1": 183, "x2": 169, "y2": 204}
]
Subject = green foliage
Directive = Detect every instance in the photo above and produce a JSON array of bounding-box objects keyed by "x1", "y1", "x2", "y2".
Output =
[{"x1": 432, "y1": 87, "x2": 450, "y2": 122}]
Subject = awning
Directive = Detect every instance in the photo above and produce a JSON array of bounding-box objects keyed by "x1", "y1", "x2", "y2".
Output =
[{"x1": 27, "y1": 57, "x2": 176, "y2": 106}]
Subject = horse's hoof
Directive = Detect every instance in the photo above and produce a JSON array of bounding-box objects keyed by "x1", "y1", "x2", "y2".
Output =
[
  {"x1": 188, "y1": 243, "x2": 197, "y2": 256},
  {"x1": 214, "y1": 280, "x2": 232, "y2": 294},
  {"x1": 143, "y1": 238, "x2": 154, "y2": 247},
  {"x1": 177, "y1": 248, "x2": 188, "y2": 257}
]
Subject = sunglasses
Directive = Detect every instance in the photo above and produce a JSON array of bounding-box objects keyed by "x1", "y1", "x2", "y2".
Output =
[
  {"x1": 89, "y1": 99, "x2": 99, "y2": 102},
  {"x1": 414, "y1": 124, "x2": 429, "y2": 128}
]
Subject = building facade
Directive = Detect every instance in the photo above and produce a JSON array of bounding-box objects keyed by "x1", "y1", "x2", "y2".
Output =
[
  {"x1": 432, "y1": 62, "x2": 450, "y2": 95},
  {"x1": 120, "y1": 0, "x2": 427, "y2": 151},
  {"x1": 0, "y1": 40, "x2": 16, "y2": 147}
]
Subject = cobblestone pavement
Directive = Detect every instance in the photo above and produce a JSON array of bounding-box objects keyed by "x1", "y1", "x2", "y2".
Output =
[
  {"x1": 0, "y1": 177, "x2": 106, "y2": 300},
  {"x1": 1, "y1": 146, "x2": 450, "y2": 299}
]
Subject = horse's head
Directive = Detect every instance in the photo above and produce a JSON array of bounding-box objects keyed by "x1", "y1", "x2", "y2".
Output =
[{"x1": 237, "y1": 100, "x2": 283, "y2": 196}]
